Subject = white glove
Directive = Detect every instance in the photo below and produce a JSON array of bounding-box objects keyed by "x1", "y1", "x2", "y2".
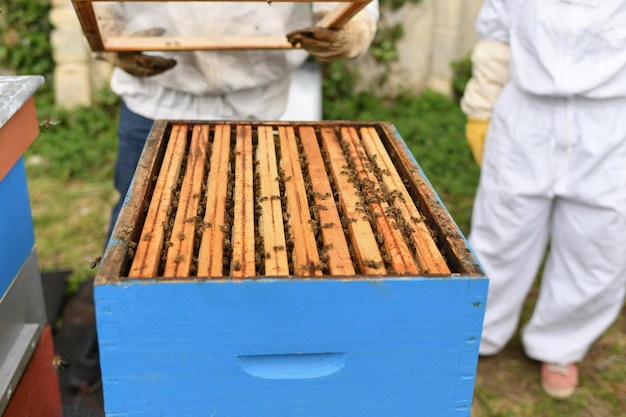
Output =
[
  {"x1": 460, "y1": 39, "x2": 510, "y2": 165},
  {"x1": 286, "y1": 10, "x2": 377, "y2": 62},
  {"x1": 460, "y1": 39, "x2": 511, "y2": 120}
]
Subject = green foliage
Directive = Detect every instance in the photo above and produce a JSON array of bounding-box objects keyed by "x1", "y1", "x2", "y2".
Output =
[
  {"x1": 380, "y1": 0, "x2": 423, "y2": 11},
  {"x1": 26, "y1": 90, "x2": 121, "y2": 183},
  {"x1": 0, "y1": 0, "x2": 54, "y2": 86},
  {"x1": 370, "y1": 1, "x2": 423, "y2": 66},
  {"x1": 323, "y1": 83, "x2": 480, "y2": 234},
  {"x1": 451, "y1": 56, "x2": 473, "y2": 102},
  {"x1": 371, "y1": 23, "x2": 405, "y2": 64},
  {"x1": 321, "y1": 61, "x2": 361, "y2": 117}
]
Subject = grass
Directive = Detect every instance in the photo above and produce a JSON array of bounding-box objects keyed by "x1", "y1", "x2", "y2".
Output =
[
  {"x1": 27, "y1": 176, "x2": 116, "y2": 292},
  {"x1": 472, "y1": 289, "x2": 626, "y2": 416},
  {"x1": 26, "y1": 90, "x2": 119, "y2": 292},
  {"x1": 24, "y1": 86, "x2": 625, "y2": 416}
]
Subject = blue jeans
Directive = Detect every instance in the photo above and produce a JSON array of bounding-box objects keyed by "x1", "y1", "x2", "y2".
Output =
[{"x1": 105, "y1": 101, "x2": 154, "y2": 245}]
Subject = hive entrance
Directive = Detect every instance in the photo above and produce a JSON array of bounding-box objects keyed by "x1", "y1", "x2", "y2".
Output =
[{"x1": 125, "y1": 123, "x2": 451, "y2": 279}]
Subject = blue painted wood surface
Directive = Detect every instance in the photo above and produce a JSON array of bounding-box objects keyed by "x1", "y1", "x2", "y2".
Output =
[
  {"x1": 0, "y1": 157, "x2": 35, "y2": 297},
  {"x1": 95, "y1": 277, "x2": 487, "y2": 417}
]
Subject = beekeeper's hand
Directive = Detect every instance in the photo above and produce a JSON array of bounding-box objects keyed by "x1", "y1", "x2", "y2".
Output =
[
  {"x1": 286, "y1": 10, "x2": 376, "y2": 62},
  {"x1": 95, "y1": 28, "x2": 176, "y2": 77},
  {"x1": 97, "y1": 51, "x2": 176, "y2": 77},
  {"x1": 465, "y1": 118, "x2": 490, "y2": 165},
  {"x1": 460, "y1": 39, "x2": 510, "y2": 165}
]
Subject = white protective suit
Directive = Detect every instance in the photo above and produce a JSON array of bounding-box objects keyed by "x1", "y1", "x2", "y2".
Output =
[
  {"x1": 106, "y1": 2, "x2": 379, "y2": 121},
  {"x1": 468, "y1": 0, "x2": 626, "y2": 365}
]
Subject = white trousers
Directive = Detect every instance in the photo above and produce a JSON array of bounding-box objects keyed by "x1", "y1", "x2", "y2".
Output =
[{"x1": 471, "y1": 83, "x2": 626, "y2": 365}]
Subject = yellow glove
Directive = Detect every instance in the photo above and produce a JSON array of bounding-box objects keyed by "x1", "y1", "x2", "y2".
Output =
[
  {"x1": 286, "y1": 10, "x2": 376, "y2": 62},
  {"x1": 465, "y1": 118, "x2": 489, "y2": 166}
]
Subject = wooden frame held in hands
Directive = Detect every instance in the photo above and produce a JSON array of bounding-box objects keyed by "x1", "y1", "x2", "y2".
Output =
[{"x1": 70, "y1": 0, "x2": 371, "y2": 52}]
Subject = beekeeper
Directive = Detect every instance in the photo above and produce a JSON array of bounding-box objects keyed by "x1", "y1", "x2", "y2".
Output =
[
  {"x1": 68, "y1": 2, "x2": 379, "y2": 391},
  {"x1": 461, "y1": 0, "x2": 626, "y2": 399}
]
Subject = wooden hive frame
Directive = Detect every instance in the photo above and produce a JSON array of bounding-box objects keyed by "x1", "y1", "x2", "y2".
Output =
[
  {"x1": 70, "y1": 0, "x2": 372, "y2": 52},
  {"x1": 100, "y1": 121, "x2": 484, "y2": 283}
]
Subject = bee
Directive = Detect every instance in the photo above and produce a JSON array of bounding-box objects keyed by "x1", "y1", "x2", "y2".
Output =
[
  {"x1": 88, "y1": 256, "x2": 102, "y2": 269},
  {"x1": 232, "y1": 260, "x2": 241, "y2": 271},
  {"x1": 39, "y1": 117, "x2": 61, "y2": 130},
  {"x1": 51, "y1": 354, "x2": 67, "y2": 371},
  {"x1": 127, "y1": 243, "x2": 136, "y2": 259}
]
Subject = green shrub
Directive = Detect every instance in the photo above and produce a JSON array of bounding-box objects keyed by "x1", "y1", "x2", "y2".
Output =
[
  {"x1": 451, "y1": 56, "x2": 472, "y2": 103},
  {"x1": 27, "y1": 90, "x2": 120, "y2": 183},
  {"x1": 380, "y1": 0, "x2": 423, "y2": 11},
  {"x1": 371, "y1": 23, "x2": 405, "y2": 64},
  {"x1": 0, "y1": 0, "x2": 54, "y2": 91}
]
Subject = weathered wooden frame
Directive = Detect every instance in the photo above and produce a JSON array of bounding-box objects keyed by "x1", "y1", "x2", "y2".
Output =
[{"x1": 70, "y1": 0, "x2": 371, "y2": 52}]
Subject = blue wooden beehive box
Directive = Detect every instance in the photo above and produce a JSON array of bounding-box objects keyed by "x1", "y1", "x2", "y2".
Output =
[
  {"x1": 0, "y1": 76, "x2": 53, "y2": 415},
  {"x1": 96, "y1": 121, "x2": 487, "y2": 417}
]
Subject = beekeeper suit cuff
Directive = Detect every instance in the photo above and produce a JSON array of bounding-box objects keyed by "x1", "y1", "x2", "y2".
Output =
[
  {"x1": 286, "y1": 9, "x2": 377, "y2": 62},
  {"x1": 460, "y1": 40, "x2": 510, "y2": 120}
]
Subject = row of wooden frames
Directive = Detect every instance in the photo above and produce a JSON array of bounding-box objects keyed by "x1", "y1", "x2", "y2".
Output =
[
  {"x1": 127, "y1": 123, "x2": 451, "y2": 279},
  {"x1": 70, "y1": 0, "x2": 371, "y2": 52}
]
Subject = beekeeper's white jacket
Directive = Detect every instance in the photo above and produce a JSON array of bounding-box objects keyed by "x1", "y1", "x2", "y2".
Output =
[
  {"x1": 468, "y1": 0, "x2": 626, "y2": 365},
  {"x1": 108, "y1": 2, "x2": 378, "y2": 121}
]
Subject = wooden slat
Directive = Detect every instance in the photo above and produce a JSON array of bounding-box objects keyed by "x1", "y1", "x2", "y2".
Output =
[
  {"x1": 70, "y1": 0, "x2": 104, "y2": 51},
  {"x1": 257, "y1": 126, "x2": 289, "y2": 276},
  {"x1": 319, "y1": 127, "x2": 385, "y2": 275},
  {"x1": 316, "y1": 2, "x2": 370, "y2": 29},
  {"x1": 104, "y1": 36, "x2": 295, "y2": 52},
  {"x1": 129, "y1": 124, "x2": 187, "y2": 278},
  {"x1": 231, "y1": 125, "x2": 256, "y2": 277},
  {"x1": 100, "y1": 121, "x2": 168, "y2": 283},
  {"x1": 163, "y1": 125, "x2": 209, "y2": 277},
  {"x1": 278, "y1": 126, "x2": 322, "y2": 276},
  {"x1": 197, "y1": 125, "x2": 231, "y2": 277},
  {"x1": 341, "y1": 127, "x2": 419, "y2": 275},
  {"x1": 298, "y1": 127, "x2": 355, "y2": 276},
  {"x1": 360, "y1": 127, "x2": 451, "y2": 274}
]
